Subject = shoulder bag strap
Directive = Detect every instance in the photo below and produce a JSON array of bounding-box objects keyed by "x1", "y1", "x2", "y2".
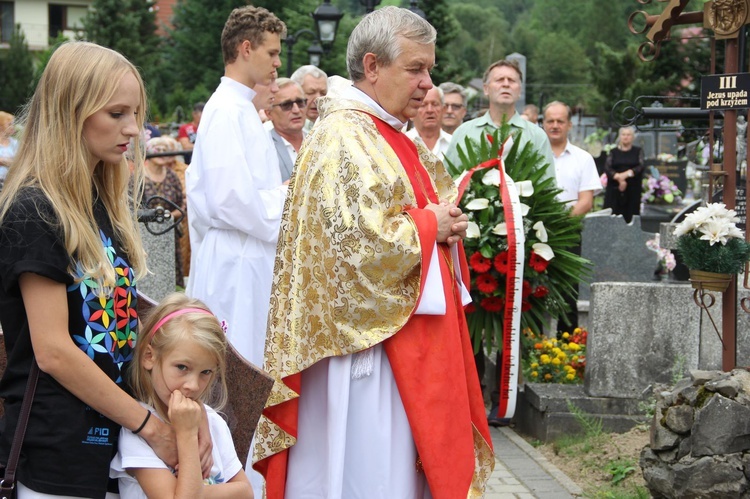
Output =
[{"x1": 0, "y1": 359, "x2": 40, "y2": 495}]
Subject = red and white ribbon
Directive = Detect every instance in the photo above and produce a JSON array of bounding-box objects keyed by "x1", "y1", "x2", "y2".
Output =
[{"x1": 456, "y1": 147, "x2": 524, "y2": 419}]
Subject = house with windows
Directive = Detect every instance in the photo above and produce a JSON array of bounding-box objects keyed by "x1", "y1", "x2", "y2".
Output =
[
  {"x1": 1, "y1": 0, "x2": 91, "y2": 49},
  {"x1": 0, "y1": 0, "x2": 176, "y2": 50}
]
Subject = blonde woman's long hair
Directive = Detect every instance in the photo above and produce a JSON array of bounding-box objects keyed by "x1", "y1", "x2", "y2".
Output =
[
  {"x1": 0, "y1": 41, "x2": 147, "y2": 292},
  {"x1": 132, "y1": 293, "x2": 229, "y2": 422}
]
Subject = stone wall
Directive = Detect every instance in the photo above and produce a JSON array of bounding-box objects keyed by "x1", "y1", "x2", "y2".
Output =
[{"x1": 640, "y1": 369, "x2": 750, "y2": 498}]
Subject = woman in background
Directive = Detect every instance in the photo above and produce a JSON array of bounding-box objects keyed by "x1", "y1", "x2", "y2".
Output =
[{"x1": 604, "y1": 126, "x2": 645, "y2": 223}]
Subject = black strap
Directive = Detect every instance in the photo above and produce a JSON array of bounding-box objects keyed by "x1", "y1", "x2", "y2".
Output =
[{"x1": 0, "y1": 359, "x2": 39, "y2": 494}]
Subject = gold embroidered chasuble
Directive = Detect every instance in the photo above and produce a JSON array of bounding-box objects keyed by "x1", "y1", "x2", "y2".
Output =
[{"x1": 253, "y1": 96, "x2": 493, "y2": 497}]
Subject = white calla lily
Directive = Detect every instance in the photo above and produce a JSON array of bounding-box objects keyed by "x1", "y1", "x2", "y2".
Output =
[
  {"x1": 533, "y1": 221, "x2": 548, "y2": 242},
  {"x1": 519, "y1": 203, "x2": 530, "y2": 216},
  {"x1": 481, "y1": 168, "x2": 501, "y2": 186},
  {"x1": 517, "y1": 180, "x2": 534, "y2": 197},
  {"x1": 465, "y1": 198, "x2": 490, "y2": 210},
  {"x1": 532, "y1": 242, "x2": 555, "y2": 261},
  {"x1": 465, "y1": 221, "x2": 481, "y2": 238},
  {"x1": 492, "y1": 223, "x2": 507, "y2": 236}
]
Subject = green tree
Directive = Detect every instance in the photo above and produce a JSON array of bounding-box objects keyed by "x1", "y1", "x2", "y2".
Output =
[
  {"x1": 0, "y1": 25, "x2": 35, "y2": 114},
  {"x1": 446, "y1": 3, "x2": 511, "y2": 82},
  {"x1": 418, "y1": 0, "x2": 461, "y2": 83},
  {"x1": 83, "y1": 0, "x2": 162, "y2": 80},
  {"x1": 528, "y1": 32, "x2": 591, "y2": 110}
]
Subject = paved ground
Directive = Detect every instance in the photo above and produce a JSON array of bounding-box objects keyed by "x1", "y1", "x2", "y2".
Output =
[{"x1": 486, "y1": 426, "x2": 583, "y2": 498}]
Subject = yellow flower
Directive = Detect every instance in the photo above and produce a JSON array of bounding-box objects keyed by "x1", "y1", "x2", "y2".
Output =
[
  {"x1": 566, "y1": 373, "x2": 576, "y2": 380},
  {"x1": 562, "y1": 332, "x2": 570, "y2": 339},
  {"x1": 531, "y1": 371, "x2": 538, "y2": 378},
  {"x1": 540, "y1": 354, "x2": 551, "y2": 364},
  {"x1": 572, "y1": 355, "x2": 579, "y2": 362},
  {"x1": 557, "y1": 351, "x2": 567, "y2": 360},
  {"x1": 544, "y1": 373, "x2": 553, "y2": 381},
  {"x1": 552, "y1": 357, "x2": 561, "y2": 365},
  {"x1": 568, "y1": 342, "x2": 580, "y2": 352},
  {"x1": 531, "y1": 362, "x2": 539, "y2": 369},
  {"x1": 574, "y1": 327, "x2": 582, "y2": 334},
  {"x1": 552, "y1": 347, "x2": 562, "y2": 356}
]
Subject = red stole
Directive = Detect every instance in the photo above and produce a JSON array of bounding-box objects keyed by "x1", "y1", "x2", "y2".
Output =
[{"x1": 373, "y1": 117, "x2": 491, "y2": 498}]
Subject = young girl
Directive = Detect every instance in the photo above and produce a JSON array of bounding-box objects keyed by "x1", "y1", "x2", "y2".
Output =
[
  {"x1": 0, "y1": 41, "x2": 193, "y2": 498},
  {"x1": 111, "y1": 293, "x2": 252, "y2": 498}
]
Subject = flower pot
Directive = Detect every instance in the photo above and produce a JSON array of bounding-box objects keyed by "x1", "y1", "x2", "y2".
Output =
[{"x1": 689, "y1": 269, "x2": 732, "y2": 293}]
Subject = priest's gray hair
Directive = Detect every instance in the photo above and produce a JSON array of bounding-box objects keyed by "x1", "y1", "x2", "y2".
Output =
[{"x1": 347, "y1": 6, "x2": 436, "y2": 82}]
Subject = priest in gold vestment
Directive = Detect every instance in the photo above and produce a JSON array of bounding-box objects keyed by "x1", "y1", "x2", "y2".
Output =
[{"x1": 253, "y1": 7, "x2": 494, "y2": 498}]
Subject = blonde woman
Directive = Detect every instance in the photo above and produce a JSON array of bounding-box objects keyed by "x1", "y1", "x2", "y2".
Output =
[
  {"x1": 603, "y1": 126, "x2": 645, "y2": 223},
  {"x1": 0, "y1": 42, "x2": 209, "y2": 498}
]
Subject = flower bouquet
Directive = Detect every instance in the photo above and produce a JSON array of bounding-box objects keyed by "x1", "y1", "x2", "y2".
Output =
[
  {"x1": 646, "y1": 233, "x2": 676, "y2": 276},
  {"x1": 445, "y1": 124, "x2": 590, "y2": 353},
  {"x1": 521, "y1": 327, "x2": 587, "y2": 384},
  {"x1": 674, "y1": 202, "x2": 750, "y2": 291},
  {"x1": 641, "y1": 174, "x2": 682, "y2": 205}
]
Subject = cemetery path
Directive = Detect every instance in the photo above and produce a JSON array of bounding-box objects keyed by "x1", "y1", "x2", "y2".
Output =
[{"x1": 487, "y1": 427, "x2": 582, "y2": 498}]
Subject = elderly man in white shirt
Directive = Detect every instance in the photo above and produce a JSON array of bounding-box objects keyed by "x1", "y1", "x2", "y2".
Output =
[
  {"x1": 543, "y1": 100, "x2": 601, "y2": 334},
  {"x1": 405, "y1": 86, "x2": 452, "y2": 160}
]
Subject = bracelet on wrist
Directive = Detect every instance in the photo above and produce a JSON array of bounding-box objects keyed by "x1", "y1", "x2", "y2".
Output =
[{"x1": 132, "y1": 410, "x2": 151, "y2": 435}]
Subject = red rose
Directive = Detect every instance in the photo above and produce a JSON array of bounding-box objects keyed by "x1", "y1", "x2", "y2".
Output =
[
  {"x1": 529, "y1": 251, "x2": 550, "y2": 273},
  {"x1": 532, "y1": 285, "x2": 549, "y2": 298},
  {"x1": 522, "y1": 280, "x2": 532, "y2": 298},
  {"x1": 469, "y1": 252, "x2": 492, "y2": 273},
  {"x1": 481, "y1": 296, "x2": 503, "y2": 313},
  {"x1": 475, "y1": 273, "x2": 498, "y2": 294},
  {"x1": 465, "y1": 303, "x2": 476, "y2": 314},
  {"x1": 521, "y1": 300, "x2": 532, "y2": 312},
  {"x1": 494, "y1": 251, "x2": 509, "y2": 274}
]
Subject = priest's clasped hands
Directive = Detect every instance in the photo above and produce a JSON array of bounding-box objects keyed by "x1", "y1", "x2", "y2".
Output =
[{"x1": 426, "y1": 201, "x2": 469, "y2": 246}]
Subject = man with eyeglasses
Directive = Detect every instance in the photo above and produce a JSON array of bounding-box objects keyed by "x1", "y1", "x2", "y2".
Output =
[
  {"x1": 267, "y1": 78, "x2": 307, "y2": 182},
  {"x1": 290, "y1": 65, "x2": 328, "y2": 132},
  {"x1": 438, "y1": 82, "x2": 468, "y2": 135},
  {"x1": 405, "y1": 86, "x2": 452, "y2": 160}
]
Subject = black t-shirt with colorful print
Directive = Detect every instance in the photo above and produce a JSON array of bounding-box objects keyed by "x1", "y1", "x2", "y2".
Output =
[{"x1": 0, "y1": 187, "x2": 138, "y2": 498}]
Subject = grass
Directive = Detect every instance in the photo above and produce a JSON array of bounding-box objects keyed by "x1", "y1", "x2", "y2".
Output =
[{"x1": 548, "y1": 402, "x2": 650, "y2": 499}]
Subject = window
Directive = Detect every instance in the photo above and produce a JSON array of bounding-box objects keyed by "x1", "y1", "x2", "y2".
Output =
[
  {"x1": 0, "y1": 2, "x2": 13, "y2": 44},
  {"x1": 49, "y1": 4, "x2": 87, "y2": 38}
]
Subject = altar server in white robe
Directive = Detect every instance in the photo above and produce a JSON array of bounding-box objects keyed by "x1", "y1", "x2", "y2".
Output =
[{"x1": 186, "y1": 6, "x2": 286, "y2": 368}]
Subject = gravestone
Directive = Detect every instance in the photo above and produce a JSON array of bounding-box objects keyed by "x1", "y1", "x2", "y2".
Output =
[
  {"x1": 506, "y1": 52, "x2": 527, "y2": 114},
  {"x1": 579, "y1": 214, "x2": 656, "y2": 302},
  {"x1": 137, "y1": 222, "x2": 176, "y2": 301},
  {"x1": 645, "y1": 158, "x2": 688, "y2": 195},
  {"x1": 586, "y1": 281, "x2": 750, "y2": 399}
]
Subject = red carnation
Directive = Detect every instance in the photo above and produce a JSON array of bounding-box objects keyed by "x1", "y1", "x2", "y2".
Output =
[
  {"x1": 469, "y1": 252, "x2": 492, "y2": 273},
  {"x1": 475, "y1": 273, "x2": 498, "y2": 294},
  {"x1": 521, "y1": 300, "x2": 532, "y2": 312},
  {"x1": 494, "y1": 251, "x2": 509, "y2": 274},
  {"x1": 465, "y1": 303, "x2": 476, "y2": 314},
  {"x1": 529, "y1": 251, "x2": 550, "y2": 273},
  {"x1": 532, "y1": 285, "x2": 549, "y2": 298},
  {"x1": 522, "y1": 280, "x2": 532, "y2": 298},
  {"x1": 481, "y1": 296, "x2": 503, "y2": 313}
]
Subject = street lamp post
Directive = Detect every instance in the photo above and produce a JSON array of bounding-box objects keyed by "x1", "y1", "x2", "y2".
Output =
[
  {"x1": 359, "y1": 0, "x2": 382, "y2": 14},
  {"x1": 284, "y1": 0, "x2": 343, "y2": 77},
  {"x1": 285, "y1": 28, "x2": 318, "y2": 77}
]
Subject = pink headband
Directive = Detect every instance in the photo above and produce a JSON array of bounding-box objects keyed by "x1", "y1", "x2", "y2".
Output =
[{"x1": 148, "y1": 308, "x2": 224, "y2": 343}]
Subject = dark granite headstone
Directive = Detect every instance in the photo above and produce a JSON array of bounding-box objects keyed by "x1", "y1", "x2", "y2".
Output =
[{"x1": 579, "y1": 214, "x2": 656, "y2": 301}]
